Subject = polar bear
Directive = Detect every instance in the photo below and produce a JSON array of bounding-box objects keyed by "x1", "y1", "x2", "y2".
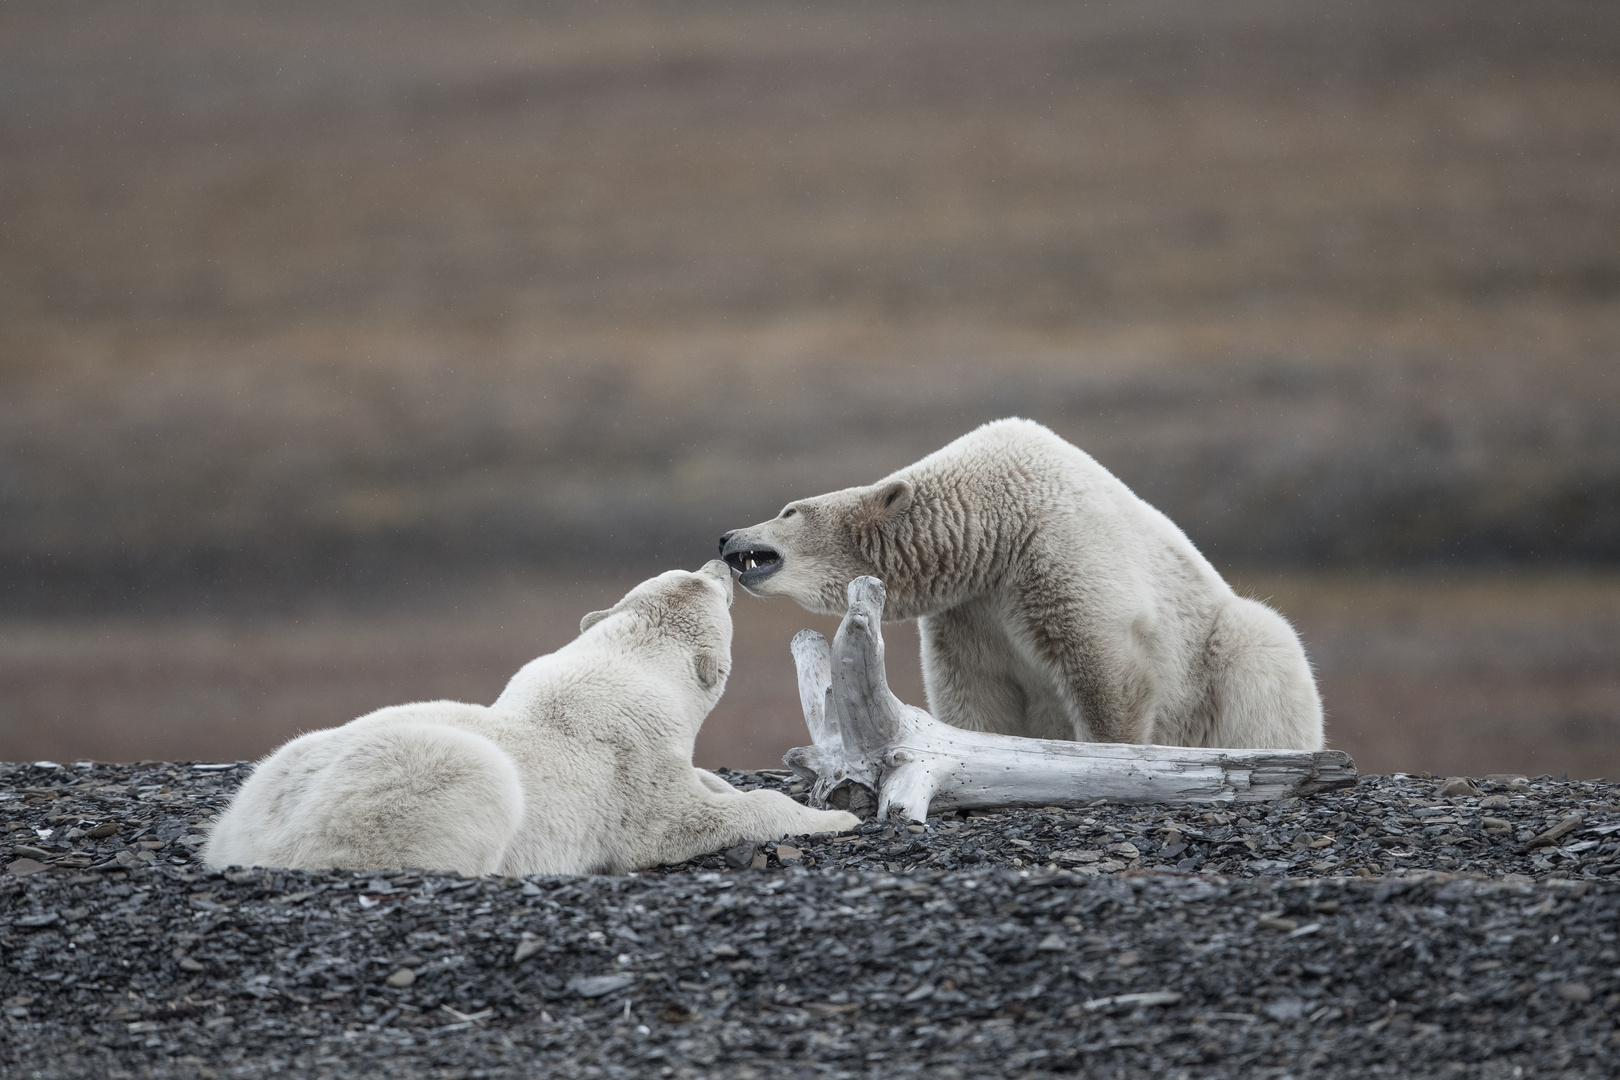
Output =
[
  {"x1": 204, "y1": 561, "x2": 859, "y2": 876},
  {"x1": 720, "y1": 419, "x2": 1323, "y2": 750}
]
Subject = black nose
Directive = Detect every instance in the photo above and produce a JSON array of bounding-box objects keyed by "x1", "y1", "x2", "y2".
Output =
[{"x1": 718, "y1": 531, "x2": 733, "y2": 555}]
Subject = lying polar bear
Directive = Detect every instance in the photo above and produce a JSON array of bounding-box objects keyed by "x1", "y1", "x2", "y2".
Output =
[
  {"x1": 205, "y1": 561, "x2": 858, "y2": 876},
  {"x1": 720, "y1": 418, "x2": 1323, "y2": 751}
]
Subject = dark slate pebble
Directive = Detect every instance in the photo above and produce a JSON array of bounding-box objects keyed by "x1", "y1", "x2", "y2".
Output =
[{"x1": 0, "y1": 761, "x2": 1617, "y2": 1079}]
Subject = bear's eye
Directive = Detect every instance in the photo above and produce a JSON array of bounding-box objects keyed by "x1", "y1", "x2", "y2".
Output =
[{"x1": 781, "y1": 508, "x2": 796, "y2": 519}]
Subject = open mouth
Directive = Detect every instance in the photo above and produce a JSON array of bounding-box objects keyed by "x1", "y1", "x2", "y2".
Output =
[{"x1": 722, "y1": 547, "x2": 783, "y2": 580}]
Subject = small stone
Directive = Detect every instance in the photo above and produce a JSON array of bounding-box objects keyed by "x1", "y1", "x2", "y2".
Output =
[
  {"x1": 1055, "y1": 849, "x2": 1101, "y2": 864},
  {"x1": 87, "y1": 822, "x2": 120, "y2": 839},
  {"x1": 386, "y1": 967, "x2": 416, "y2": 988},
  {"x1": 1115, "y1": 950, "x2": 1140, "y2": 967},
  {"x1": 570, "y1": 973, "x2": 636, "y2": 998},
  {"x1": 513, "y1": 935, "x2": 544, "y2": 964},
  {"x1": 722, "y1": 843, "x2": 755, "y2": 870},
  {"x1": 1108, "y1": 842, "x2": 1140, "y2": 859},
  {"x1": 1482, "y1": 817, "x2": 1512, "y2": 833},
  {"x1": 1528, "y1": 814, "x2": 1583, "y2": 848},
  {"x1": 1558, "y1": 983, "x2": 1592, "y2": 1003},
  {"x1": 6, "y1": 859, "x2": 49, "y2": 877},
  {"x1": 711, "y1": 944, "x2": 740, "y2": 958},
  {"x1": 1479, "y1": 795, "x2": 1511, "y2": 809},
  {"x1": 1080, "y1": 990, "x2": 1182, "y2": 1012},
  {"x1": 776, "y1": 844, "x2": 802, "y2": 863},
  {"x1": 1257, "y1": 914, "x2": 1299, "y2": 933},
  {"x1": 178, "y1": 957, "x2": 205, "y2": 972},
  {"x1": 1264, "y1": 998, "x2": 1307, "y2": 1021},
  {"x1": 906, "y1": 824, "x2": 926, "y2": 834},
  {"x1": 749, "y1": 852, "x2": 768, "y2": 870},
  {"x1": 1437, "y1": 777, "x2": 1481, "y2": 798},
  {"x1": 1036, "y1": 933, "x2": 1068, "y2": 952}
]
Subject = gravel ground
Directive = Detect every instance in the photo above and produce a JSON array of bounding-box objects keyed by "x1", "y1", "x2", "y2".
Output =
[{"x1": 4, "y1": 761, "x2": 1619, "y2": 1078}]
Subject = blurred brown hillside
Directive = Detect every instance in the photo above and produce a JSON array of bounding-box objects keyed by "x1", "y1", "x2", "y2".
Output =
[
  {"x1": 3, "y1": 1, "x2": 1620, "y2": 778},
  {"x1": 3, "y1": 0, "x2": 1619, "y2": 609}
]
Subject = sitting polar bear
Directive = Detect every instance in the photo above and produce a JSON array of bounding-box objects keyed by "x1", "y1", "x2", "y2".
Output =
[
  {"x1": 720, "y1": 418, "x2": 1323, "y2": 751},
  {"x1": 204, "y1": 561, "x2": 858, "y2": 876}
]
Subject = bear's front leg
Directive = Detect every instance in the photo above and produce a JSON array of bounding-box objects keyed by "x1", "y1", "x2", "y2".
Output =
[
  {"x1": 1003, "y1": 588, "x2": 1160, "y2": 745},
  {"x1": 633, "y1": 789, "x2": 859, "y2": 871},
  {"x1": 1032, "y1": 617, "x2": 1158, "y2": 745},
  {"x1": 921, "y1": 600, "x2": 1098, "y2": 743}
]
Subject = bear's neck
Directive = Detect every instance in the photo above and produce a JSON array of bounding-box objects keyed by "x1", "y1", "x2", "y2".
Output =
[{"x1": 858, "y1": 483, "x2": 1029, "y2": 620}]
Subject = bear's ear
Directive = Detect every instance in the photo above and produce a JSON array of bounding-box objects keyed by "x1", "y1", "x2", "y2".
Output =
[
  {"x1": 866, "y1": 479, "x2": 914, "y2": 522},
  {"x1": 694, "y1": 652, "x2": 722, "y2": 690},
  {"x1": 579, "y1": 609, "x2": 612, "y2": 634}
]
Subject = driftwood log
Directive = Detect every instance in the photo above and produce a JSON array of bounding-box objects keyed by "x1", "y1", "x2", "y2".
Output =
[{"x1": 783, "y1": 577, "x2": 1357, "y2": 823}]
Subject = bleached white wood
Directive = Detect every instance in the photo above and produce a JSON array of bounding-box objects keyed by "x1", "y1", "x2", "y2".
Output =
[
  {"x1": 785, "y1": 576, "x2": 1357, "y2": 823},
  {"x1": 782, "y1": 630, "x2": 868, "y2": 809}
]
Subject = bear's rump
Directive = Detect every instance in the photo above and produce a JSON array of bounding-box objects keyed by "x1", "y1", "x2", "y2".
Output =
[{"x1": 262, "y1": 721, "x2": 525, "y2": 874}]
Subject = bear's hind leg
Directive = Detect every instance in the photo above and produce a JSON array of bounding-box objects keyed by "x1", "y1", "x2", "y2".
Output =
[
  {"x1": 282, "y1": 723, "x2": 525, "y2": 875},
  {"x1": 1202, "y1": 597, "x2": 1324, "y2": 750},
  {"x1": 695, "y1": 768, "x2": 737, "y2": 795},
  {"x1": 204, "y1": 728, "x2": 341, "y2": 870}
]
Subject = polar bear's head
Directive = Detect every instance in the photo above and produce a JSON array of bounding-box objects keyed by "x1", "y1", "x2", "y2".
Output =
[
  {"x1": 578, "y1": 560, "x2": 736, "y2": 702},
  {"x1": 717, "y1": 478, "x2": 915, "y2": 617}
]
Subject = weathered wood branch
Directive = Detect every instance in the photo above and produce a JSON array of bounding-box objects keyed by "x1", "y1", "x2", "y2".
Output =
[{"x1": 784, "y1": 576, "x2": 1358, "y2": 823}]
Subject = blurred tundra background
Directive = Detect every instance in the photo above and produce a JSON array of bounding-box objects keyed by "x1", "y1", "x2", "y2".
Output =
[{"x1": 2, "y1": 0, "x2": 1618, "y2": 777}]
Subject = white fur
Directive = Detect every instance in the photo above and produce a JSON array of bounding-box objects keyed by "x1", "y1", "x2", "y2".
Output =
[
  {"x1": 722, "y1": 419, "x2": 1324, "y2": 750},
  {"x1": 204, "y1": 561, "x2": 859, "y2": 875}
]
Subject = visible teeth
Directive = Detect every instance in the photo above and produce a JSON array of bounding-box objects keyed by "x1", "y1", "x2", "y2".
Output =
[{"x1": 744, "y1": 557, "x2": 757, "y2": 571}]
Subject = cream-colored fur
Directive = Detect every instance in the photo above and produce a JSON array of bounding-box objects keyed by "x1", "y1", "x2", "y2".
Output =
[
  {"x1": 204, "y1": 561, "x2": 858, "y2": 875},
  {"x1": 721, "y1": 418, "x2": 1323, "y2": 750}
]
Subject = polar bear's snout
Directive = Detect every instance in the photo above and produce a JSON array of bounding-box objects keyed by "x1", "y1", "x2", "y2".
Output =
[
  {"x1": 699, "y1": 558, "x2": 736, "y2": 604},
  {"x1": 718, "y1": 531, "x2": 783, "y2": 585}
]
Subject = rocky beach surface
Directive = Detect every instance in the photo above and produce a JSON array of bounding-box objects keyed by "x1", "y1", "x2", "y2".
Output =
[{"x1": 3, "y1": 762, "x2": 1618, "y2": 1078}]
